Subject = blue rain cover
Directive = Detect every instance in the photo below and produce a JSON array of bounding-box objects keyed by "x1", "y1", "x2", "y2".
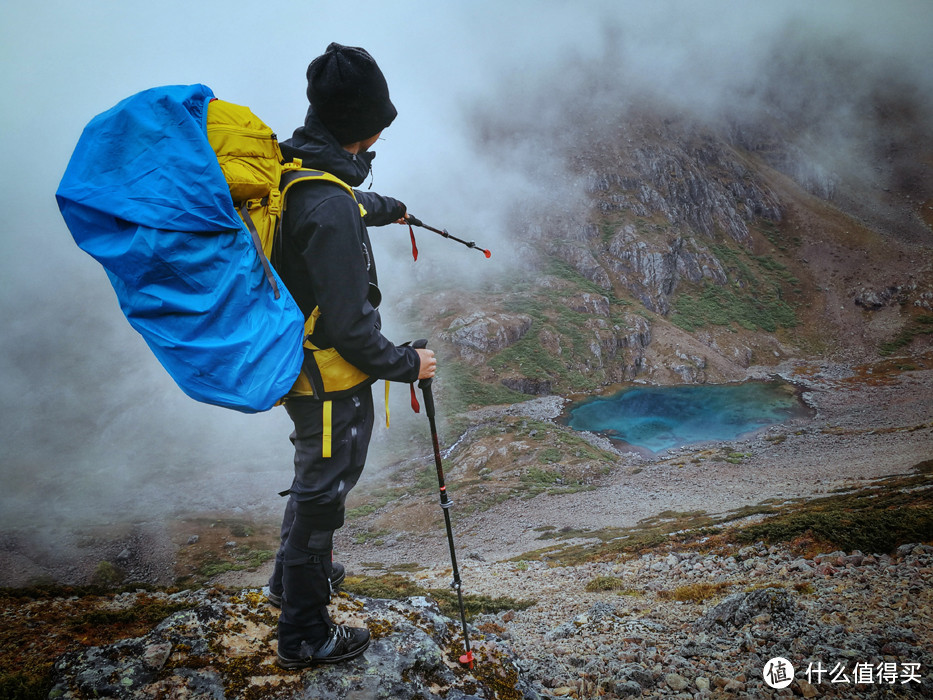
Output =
[{"x1": 56, "y1": 84, "x2": 304, "y2": 412}]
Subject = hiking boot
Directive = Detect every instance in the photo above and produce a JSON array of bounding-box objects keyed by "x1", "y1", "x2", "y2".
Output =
[
  {"x1": 276, "y1": 624, "x2": 370, "y2": 668},
  {"x1": 264, "y1": 587, "x2": 283, "y2": 607},
  {"x1": 329, "y1": 561, "x2": 346, "y2": 593},
  {"x1": 265, "y1": 562, "x2": 346, "y2": 608}
]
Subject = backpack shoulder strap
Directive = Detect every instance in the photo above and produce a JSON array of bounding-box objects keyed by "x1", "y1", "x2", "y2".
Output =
[
  {"x1": 274, "y1": 163, "x2": 368, "y2": 268},
  {"x1": 280, "y1": 164, "x2": 367, "y2": 218}
]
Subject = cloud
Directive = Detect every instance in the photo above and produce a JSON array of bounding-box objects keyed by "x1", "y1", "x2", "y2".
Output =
[{"x1": 1, "y1": 0, "x2": 930, "y2": 530}]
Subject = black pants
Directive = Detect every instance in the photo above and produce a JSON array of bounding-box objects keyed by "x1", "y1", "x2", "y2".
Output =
[{"x1": 271, "y1": 389, "x2": 374, "y2": 655}]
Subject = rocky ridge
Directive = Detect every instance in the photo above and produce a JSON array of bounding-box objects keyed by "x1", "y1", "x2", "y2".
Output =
[
  {"x1": 48, "y1": 589, "x2": 537, "y2": 700},
  {"x1": 43, "y1": 541, "x2": 933, "y2": 699},
  {"x1": 454, "y1": 542, "x2": 933, "y2": 698}
]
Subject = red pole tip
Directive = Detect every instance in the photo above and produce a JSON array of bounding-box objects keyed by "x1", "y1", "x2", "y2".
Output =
[
  {"x1": 483, "y1": 250, "x2": 492, "y2": 258},
  {"x1": 460, "y1": 651, "x2": 475, "y2": 668}
]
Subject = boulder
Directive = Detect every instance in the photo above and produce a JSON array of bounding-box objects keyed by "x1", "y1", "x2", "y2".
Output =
[
  {"x1": 443, "y1": 312, "x2": 534, "y2": 361},
  {"x1": 694, "y1": 587, "x2": 804, "y2": 633}
]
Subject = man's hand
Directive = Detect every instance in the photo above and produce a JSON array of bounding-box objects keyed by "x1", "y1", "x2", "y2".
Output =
[{"x1": 416, "y1": 348, "x2": 436, "y2": 380}]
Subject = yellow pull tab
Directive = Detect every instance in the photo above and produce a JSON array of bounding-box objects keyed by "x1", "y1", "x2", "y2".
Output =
[
  {"x1": 322, "y1": 400, "x2": 333, "y2": 458},
  {"x1": 385, "y1": 381, "x2": 391, "y2": 428}
]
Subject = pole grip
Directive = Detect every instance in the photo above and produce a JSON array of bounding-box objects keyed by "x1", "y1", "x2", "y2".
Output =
[
  {"x1": 419, "y1": 378, "x2": 436, "y2": 418},
  {"x1": 412, "y1": 338, "x2": 436, "y2": 417}
]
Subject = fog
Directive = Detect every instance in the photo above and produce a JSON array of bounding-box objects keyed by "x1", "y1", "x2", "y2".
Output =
[{"x1": 1, "y1": 1, "x2": 930, "y2": 529}]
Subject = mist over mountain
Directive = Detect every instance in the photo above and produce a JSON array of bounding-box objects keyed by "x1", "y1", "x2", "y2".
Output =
[
  {"x1": 418, "y1": 14, "x2": 932, "y2": 398},
  {"x1": 1, "y1": 2, "x2": 931, "y2": 534}
]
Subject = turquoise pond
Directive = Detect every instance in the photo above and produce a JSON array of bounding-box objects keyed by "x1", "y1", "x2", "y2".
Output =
[{"x1": 564, "y1": 381, "x2": 811, "y2": 453}]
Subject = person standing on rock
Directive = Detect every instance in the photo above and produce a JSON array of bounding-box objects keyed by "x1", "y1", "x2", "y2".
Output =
[{"x1": 264, "y1": 42, "x2": 436, "y2": 668}]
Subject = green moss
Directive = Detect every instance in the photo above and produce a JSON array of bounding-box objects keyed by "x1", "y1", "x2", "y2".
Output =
[
  {"x1": 672, "y1": 281, "x2": 798, "y2": 333},
  {"x1": 90, "y1": 561, "x2": 125, "y2": 588},
  {"x1": 519, "y1": 466, "x2": 592, "y2": 497},
  {"x1": 671, "y1": 241, "x2": 800, "y2": 333},
  {"x1": 352, "y1": 528, "x2": 391, "y2": 546},
  {"x1": 734, "y1": 460, "x2": 933, "y2": 553},
  {"x1": 543, "y1": 258, "x2": 609, "y2": 296},
  {"x1": 520, "y1": 462, "x2": 933, "y2": 565},
  {"x1": 879, "y1": 315, "x2": 933, "y2": 356},
  {"x1": 228, "y1": 522, "x2": 254, "y2": 538},
  {"x1": 346, "y1": 488, "x2": 401, "y2": 520},
  {"x1": 444, "y1": 362, "x2": 527, "y2": 412},
  {"x1": 389, "y1": 562, "x2": 426, "y2": 573},
  {"x1": 658, "y1": 581, "x2": 732, "y2": 603},
  {"x1": 196, "y1": 547, "x2": 275, "y2": 578},
  {"x1": 736, "y1": 496, "x2": 933, "y2": 554},
  {"x1": 757, "y1": 220, "x2": 795, "y2": 251},
  {"x1": 0, "y1": 664, "x2": 54, "y2": 700},
  {"x1": 68, "y1": 597, "x2": 193, "y2": 631},
  {"x1": 342, "y1": 574, "x2": 535, "y2": 621},
  {"x1": 584, "y1": 576, "x2": 626, "y2": 592}
]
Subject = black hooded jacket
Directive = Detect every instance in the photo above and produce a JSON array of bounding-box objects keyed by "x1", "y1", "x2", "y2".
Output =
[{"x1": 276, "y1": 108, "x2": 419, "y2": 386}]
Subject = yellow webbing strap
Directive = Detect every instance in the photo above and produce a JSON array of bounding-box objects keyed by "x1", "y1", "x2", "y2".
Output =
[
  {"x1": 322, "y1": 400, "x2": 333, "y2": 458},
  {"x1": 385, "y1": 381, "x2": 391, "y2": 428},
  {"x1": 280, "y1": 166, "x2": 367, "y2": 217}
]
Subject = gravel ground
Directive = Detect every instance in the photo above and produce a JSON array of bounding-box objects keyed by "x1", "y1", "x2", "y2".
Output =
[
  {"x1": 336, "y1": 361, "x2": 932, "y2": 569},
  {"x1": 3, "y1": 359, "x2": 931, "y2": 698},
  {"x1": 2, "y1": 359, "x2": 927, "y2": 590},
  {"x1": 427, "y1": 541, "x2": 933, "y2": 697}
]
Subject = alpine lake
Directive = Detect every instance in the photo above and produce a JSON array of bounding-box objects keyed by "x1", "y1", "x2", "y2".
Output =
[{"x1": 563, "y1": 380, "x2": 812, "y2": 454}]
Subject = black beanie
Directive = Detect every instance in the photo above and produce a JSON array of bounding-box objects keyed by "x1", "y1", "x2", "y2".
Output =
[{"x1": 306, "y1": 42, "x2": 397, "y2": 146}]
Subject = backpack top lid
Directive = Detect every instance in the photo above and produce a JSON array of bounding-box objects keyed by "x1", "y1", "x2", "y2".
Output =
[
  {"x1": 56, "y1": 84, "x2": 305, "y2": 413},
  {"x1": 58, "y1": 84, "x2": 244, "y2": 233}
]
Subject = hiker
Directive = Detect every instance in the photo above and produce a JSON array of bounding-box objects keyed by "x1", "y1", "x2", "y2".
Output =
[{"x1": 266, "y1": 43, "x2": 436, "y2": 668}]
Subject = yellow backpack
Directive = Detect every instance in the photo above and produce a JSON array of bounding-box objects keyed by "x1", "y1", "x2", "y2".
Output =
[{"x1": 205, "y1": 99, "x2": 373, "y2": 406}]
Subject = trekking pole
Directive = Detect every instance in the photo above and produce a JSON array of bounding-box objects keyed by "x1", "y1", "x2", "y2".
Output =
[
  {"x1": 407, "y1": 215, "x2": 492, "y2": 259},
  {"x1": 413, "y1": 341, "x2": 474, "y2": 669}
]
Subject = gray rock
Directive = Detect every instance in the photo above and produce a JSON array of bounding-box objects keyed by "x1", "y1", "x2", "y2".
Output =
[
  {"x1": 501, "y1": 377, "x2": 553, "y2": 396},
  {"x1": 568, "y1": 292, "x2": 611, "y2": 316},
  {"x1": 603, "y1": 232, "x2": 730, "y2": 315},
  {"x1": 443, "y1": 311, "x2": 534, "y2": 360},
  {"x1": 617, "y1": 663, "x2": 655, "y2": 687},
  {"x1": 49, "y1": 589, "x2": 540, "y2": 700},
  {"x1": 788, "y1": 558, "x2": 813, "y2": 572},
  {"x1": 665, "y1": 672, "x2": 690, "y2": 691},
  {"x1": 854, "y1": 285, "x2": 905, "y2": 310},
  {"x1": 545, "y1": 622, "x2": 576, "y2": 641},
  {"x1": 615, "y1": 679, "x2": 644, "y2": 697},
  {"x1": 694, "y1": 587, "x2": 804, "y2": 633},
  {"x1": 141, "y1": 641, "x2": 172, "y2": 670}
]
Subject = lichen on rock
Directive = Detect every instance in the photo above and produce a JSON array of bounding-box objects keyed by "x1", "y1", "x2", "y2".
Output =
[{"x1": 49, "y1": 588, "x2": 539, "y2": 700}]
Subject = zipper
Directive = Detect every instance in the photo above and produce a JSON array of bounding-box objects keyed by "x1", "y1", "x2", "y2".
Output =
[{"x1": 206, "y1": 123, "x2": 277, "y2": 139}]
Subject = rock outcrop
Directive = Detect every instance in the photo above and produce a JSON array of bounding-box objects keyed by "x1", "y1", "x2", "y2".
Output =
[
  {"x1": 49, "y1": 589, "x2": 539, "y2": 700},
  {"x1": 442, "y1": 312, "x2": 534, "y2": 363},
  {"x1": 604, "y1": 230, "x2": 728, "y2": 314}
]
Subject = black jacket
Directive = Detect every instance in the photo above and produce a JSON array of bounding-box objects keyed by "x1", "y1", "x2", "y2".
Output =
[{"x1": 276, "y1": 108, "x2": 419, "y2": 385}]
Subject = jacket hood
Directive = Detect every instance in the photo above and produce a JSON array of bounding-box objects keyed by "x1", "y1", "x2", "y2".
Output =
[{"x1": 279, "y1": 107, "x2": 375, "y2": 187}]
